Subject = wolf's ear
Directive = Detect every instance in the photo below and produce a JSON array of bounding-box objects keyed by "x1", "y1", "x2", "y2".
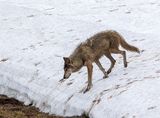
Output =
[{"x1": 63, "y1": 57, "x2": 70, "y2": 63}]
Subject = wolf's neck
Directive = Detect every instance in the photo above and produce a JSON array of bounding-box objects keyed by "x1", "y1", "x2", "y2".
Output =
[{"x1": 70, "y1": 56, "x2": 83, "y2": 72}]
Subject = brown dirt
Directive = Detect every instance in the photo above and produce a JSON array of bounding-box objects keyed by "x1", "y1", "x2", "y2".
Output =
[{"x1": 0, "y1": 95, "x2": 87, "y2": 118}]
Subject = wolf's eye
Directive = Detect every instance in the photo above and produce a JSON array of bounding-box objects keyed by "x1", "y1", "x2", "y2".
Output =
[
  {"x1": 64, "y1": 64, "x2": 71, "y2": 69},
  {"x1": 64, "y1": 64, "x2": 68, "y2": 69},
  {"x1": 64, "y1": 64, "x2": 73, "y2": 70}
]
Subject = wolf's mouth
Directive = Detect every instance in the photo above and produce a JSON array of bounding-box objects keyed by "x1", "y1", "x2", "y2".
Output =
[{"x1": 63, "y1": 74, "x2": 71, "y2": 79}]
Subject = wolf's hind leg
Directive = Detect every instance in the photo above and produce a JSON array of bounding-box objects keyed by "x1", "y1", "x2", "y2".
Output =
[
  {"x1": 105, "y1": 51, "x2": 116, "y2": 74},
  {"x1": 95, "y1": 60, "x2": 108, "y2": 79},
  {"x1": 110, "y1": 49, "x2": 127, "y2": 67}
]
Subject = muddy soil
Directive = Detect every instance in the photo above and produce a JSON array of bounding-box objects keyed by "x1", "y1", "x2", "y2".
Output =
[{"x1": 0, "y1": 95, "x2": 87, "y2": 118}]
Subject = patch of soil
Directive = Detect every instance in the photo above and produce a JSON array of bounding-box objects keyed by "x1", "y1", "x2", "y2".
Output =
[{"x1": 0, "y1": 95, "x2": 87, "y2": 118}]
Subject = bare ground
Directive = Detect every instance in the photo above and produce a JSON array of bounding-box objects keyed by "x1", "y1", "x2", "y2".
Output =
[{"x1": 0, "y1": 95, "x2": 87, "y2": 118}]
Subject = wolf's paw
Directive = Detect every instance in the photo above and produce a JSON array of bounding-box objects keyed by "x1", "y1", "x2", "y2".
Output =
[
  {"x1": 83, "y1": 87, "x2": 90, "y2": 93},
  {"x1": 124, "y1": 62, "x2": 128, "y2": 68},
  {"x1": 103, "y1": 72, "x2": 108, "y2": 79},
  {"x1": 107, "y1": 70, "x2": 111, "y2": 74},
  {"x1": 83, "y1": 84, "x2": 92, "y2": 93}
]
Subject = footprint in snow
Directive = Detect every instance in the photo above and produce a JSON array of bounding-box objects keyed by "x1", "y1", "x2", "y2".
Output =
[
  {"x1": 29, "y1": 45, "x2": 35, "y2": 49},
  {"x1": 121, "y1": 113, "x2": 129, "y2": 118},
  {"x1": 123, "y1": 73, "x2": 128, "y2": 75},
  {"x1": 67, "y1": 29, "x2": 74, "y2": 32},
  {"x1": 0, "y1": 58, "x2": 8, "y2": 62},
  {"x1": 34, "y1": 62, "x2": 41, "y2": 66},
  {"x1": 147, "y1": 106, "x2": 157, "y2": 110},
  {"x1": 27, "y1": 15, "x2": 35, "y2": 18},
  {"x1": 96, "y1": 19, "x2": 102, "y2": 22},
  {"x1": 37, "y1": 42, "x2": 43, "y2": 46},
  {"x1": 44, "y1": 13, "x2": 52, "y2": 16},
  {"x1": 67, "y1": 82, "x2": 73, "y2": 86},
  {"x1": 156, "y1": 70, "x2": 160, "y2": 73},
  {"x1": 54, "y1": 54, "x2": 61, "y2": 58},
  {"x1": 150, "y1": 2, "x2": 156, "y2": 5},
  {"x1": 140, "y1": 39, "x2": 146, "y2": 41},
  {"x1": 109, "y1": 8, "x2": 119, "y2": 12},
  {"x1": 45, "y1": 8, "x2": 55, "y2": 11},
  {"x1": 107, "y1": 95, "x2": 112, "y2": 99},
  {"x1": 125, "y1": 11, "x2": 131, "y2": 14},
  {"x1": 131, "y1": 39, "x2": 138, "y2": 42},
  {"x1": 118, "y1": 5, "x2": 126, "y2": 7}
]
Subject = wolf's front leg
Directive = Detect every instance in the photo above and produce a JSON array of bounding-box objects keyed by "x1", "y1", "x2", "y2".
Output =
[
  {"x1": 83, "y1": 60, "x2": 93, "y2": 93},
  {"x1": 95, "y1": 60, "x2": 108, "y2": 79}
]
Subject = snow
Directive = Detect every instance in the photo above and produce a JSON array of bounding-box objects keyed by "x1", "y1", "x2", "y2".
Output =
[{"x1": 0, "y1": 0, "x2": 160, "y2": 118}]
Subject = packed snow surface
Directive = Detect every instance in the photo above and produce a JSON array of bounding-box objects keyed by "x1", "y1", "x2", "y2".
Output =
[{"x1": 0, "y1": 0, "x2": 160, "y2": 118}]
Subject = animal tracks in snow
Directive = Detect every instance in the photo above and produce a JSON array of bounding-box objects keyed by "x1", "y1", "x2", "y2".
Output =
[
  {"x1": 0, "y1": 58, "x2": 8, "y2": 62},
  {"x1": 147, "y1": 106, "x2": 157, "y2": 110}
]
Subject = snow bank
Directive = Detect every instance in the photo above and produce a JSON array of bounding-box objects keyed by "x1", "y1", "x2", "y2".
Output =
[{"x1": 0, "y1": 0, "x2": 160, "y2": 118}]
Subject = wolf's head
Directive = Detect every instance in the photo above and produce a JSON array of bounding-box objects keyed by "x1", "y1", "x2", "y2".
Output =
[{"x1": 63, "y1": 57, "x2": 74, "y2": 79}]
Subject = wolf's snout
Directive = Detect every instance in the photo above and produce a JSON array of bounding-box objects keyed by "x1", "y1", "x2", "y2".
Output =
[
  {"x1": 63, "y1": 72, "x2": 71, "y2": 79},
  {"x1": 63, "y1": 75, "x2": 67, "y2": 79},
  {"x1": 63, "y1": 75, "x2": 70, "y2": 79}
]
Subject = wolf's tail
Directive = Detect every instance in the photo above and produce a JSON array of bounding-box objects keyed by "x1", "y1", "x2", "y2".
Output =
[{"x1": 118, "y1": 34, "x2": 140, "y2": 53}]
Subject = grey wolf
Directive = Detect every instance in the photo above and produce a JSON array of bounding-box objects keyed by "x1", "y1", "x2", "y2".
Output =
[{"x1": 61, "y1": 30, "x2": 140, "y2": 93}]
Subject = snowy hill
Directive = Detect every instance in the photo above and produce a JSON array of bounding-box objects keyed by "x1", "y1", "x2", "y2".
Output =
[{"x1": 0, "y1": 0, "x2": 160, "y2": 118}]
